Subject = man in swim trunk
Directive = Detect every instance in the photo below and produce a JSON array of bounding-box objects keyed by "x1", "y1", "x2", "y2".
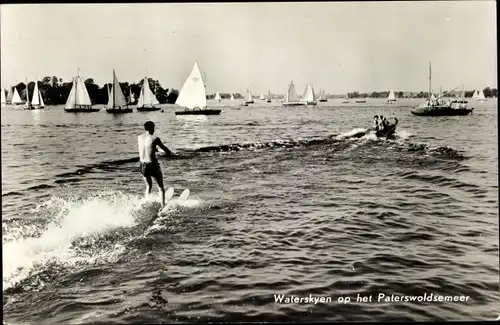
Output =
[{"x1": 138, "y1": 121, "x2": 173, "y2": 208}]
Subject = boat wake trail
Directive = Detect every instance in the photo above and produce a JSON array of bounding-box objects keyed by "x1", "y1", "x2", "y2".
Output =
[
  {"x1": 2, "y1": 191, "x2": 203, "y2": 294},
  {"x1": 5, "y1": 128, "x2": 463, "y2": 198}
]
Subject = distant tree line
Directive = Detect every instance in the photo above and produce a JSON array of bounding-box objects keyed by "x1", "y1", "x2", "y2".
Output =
[
  {"x1": 7, "y1": 76, "x2": 180, "y2": 105},
  {"x1": 5, "y1": 78, "x2": 497, "y2": 103}
]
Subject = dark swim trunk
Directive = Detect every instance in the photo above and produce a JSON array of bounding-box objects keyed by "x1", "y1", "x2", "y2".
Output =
[{"x1": 140, "y1": 162, "x2": 161, "y2": 178}]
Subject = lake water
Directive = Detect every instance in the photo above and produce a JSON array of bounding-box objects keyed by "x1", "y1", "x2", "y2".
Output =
[{"x1": 2, "y1": 98, "x2": 498, "y2": 323}]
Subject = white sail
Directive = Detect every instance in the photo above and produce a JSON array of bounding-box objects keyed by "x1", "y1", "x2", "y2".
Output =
[
  {"x1": 6, "y1": 88, "x2": 13, "y2": 103},
  {"x1": 246, "y1": 89, "x2": 253, "y2": 102},
  {"x1": 302, "y1": 84, "x2": 316, "y2": 102},
  {"x1": 387, "y1": 90, "x2": 396, "y2": 101},
  {"x1": 175, "y1": 61, "x2": 207, "y2": 109},
  {"x1": 138, "y1": 77, "x2": 159, "y2": 107},
  {"x1": 478, "y1": 89, "x2": 486, "y2": 100},
  {"x1": 65, "y1": 78, "x2": 77, "y2": 109},
  {"x1": 31, "y1": 82, "x2": 41, "y2": 106},
  {"x1": 260, "y1": 93, "x2": 265, "y2": 100},
  {"x1": 76, "y1": 77, "x2": 92, "y2": 105},
  {"x1": 230, "y1": 94, "x2": 234, "y2": 100},
  {"x1": 12, "y1": 87, "x2": 22, "y2": 104},
  {"x1": 1, "y1": 88, "x2": 5, "y2": 104},
  {"x1": 107, "y1": 84, "x2": 113, "y2": 108},
  {"x1": 214, "y1": 92, "x2": 221, "y2": 101},
  {"x1": 472, "y1": 90, "x2": 479, "y2": 99},
  {"x1": 430, "y1": 93, "x2": 436, "y2": 101}
]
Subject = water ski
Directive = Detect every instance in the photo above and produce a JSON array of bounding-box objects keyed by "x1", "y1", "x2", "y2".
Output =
[
  {"x1": 179, "y1": 189, "x2": 190, "y2": 200},
  {"x1": 158, "y1": 188, "x2": 190, "y2": 216},
  {"x1": 165, "y1": 187, "x2": 175, "y2": 201}
]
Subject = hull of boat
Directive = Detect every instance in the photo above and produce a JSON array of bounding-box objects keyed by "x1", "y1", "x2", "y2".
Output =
[
  {"x1": 376, "y1": 124, "x2": 397, "y2": 138},
  {"x1": 175, "y1": 109, "x2": 221, "y2": 116},
  {"x1": 342, "y1": 101, "x2": 350, "y2": 104},
  {"x1": 306, "y1": 101, "x2": 317, "y2": 106},
  {"x1": 266, "y1": 100, "x2": 272, "y2": 103},
  {"x1": 387, "y1": 100, "x2": 397, "y2": 103},
  {"x1": 244, "y1": 101, "x2": 254, "y2": 104},
  {"x1": 411, "y1": 106, "x2": 474, "y2": 116},
  {"x1": 356, "y1": 100, "x2": 367, "y2": 103},
  {"x1": 319, "y1": 99, "x2": 327, "y2": 102},
  {"x1": 137, "y1": 106, "x2": 161, "y2": 112},
  {"x1": 282, "y1": 102, "x2": 306, "y2": 107},
  {"x1": 106, "y1": 107, "x2": 133, "y2": 113},
  {"x1": 64, "y1": 108, "x2": 100, "y2": 112}
]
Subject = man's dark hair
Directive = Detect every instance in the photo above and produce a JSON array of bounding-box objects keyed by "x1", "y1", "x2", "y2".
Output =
[{"x1": 144, "y1": 121, "x2": 155, "y2": 133}]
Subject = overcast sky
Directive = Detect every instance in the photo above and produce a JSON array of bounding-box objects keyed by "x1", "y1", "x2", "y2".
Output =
[{"x1": 0, "y1": 2, "x2": 496, "y2": 94}]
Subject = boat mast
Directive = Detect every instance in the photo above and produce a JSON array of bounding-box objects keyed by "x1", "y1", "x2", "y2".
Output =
[
  {"x1": 112, "y1": 69, "x2": 115, "y2": 109},
  {"x1": 25, "y1": 78, "x2": 30, "y2": 108},
  {"x1": 75, "y1": 68, "x2": 79, "y2": 108},
  {"x1": 428, "y1": 61, "x2": 431, "y2": 103}
]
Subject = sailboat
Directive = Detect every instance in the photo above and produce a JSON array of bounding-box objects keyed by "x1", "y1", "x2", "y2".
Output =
[
  {"x1": 283, "y1": 81, "x2": 306, "y2": 106},
  {"x1": 6, "y1": 87, "x2": 13, "y2": 104},
  {"x1": 30, "y1": 81, "x2": 45, "y2": 109},
  {"x1": 472, "y1": 90, "x2": 479, "y2": 99},
  {"x1": 301, "y1": 84, "x2": 317, "y2": 106},
  {"x1": 64, "y1": 70, "x2": 99, "y2": 112},
  {"x1": 266, "y1": 90, "x2": 272, "y2": 103},
  {"x1": 411, "y1": 61, "x2": 473, "y2": 116},
  {"x1": 244, "y1": 89, "x2": 254, "y2": 104},
  {"x1": 214, "y1": 92, "x2": 222, "y2": 103},
  {"x1": 137, "y1": 77, "x2": 160, "y2": 111},
  {"x1": 260, "y1": 93, "x2": 265, "y2": 100},
  {"x1": 23, "y1": 79, "x2": 33, "y2": 110},
  {"x1": 106, "y1": 70, "x2": 132, "y2": 113},
  {"x1": 1, "y1": 88, "x2": 5, "y2": 106},
  {"x1": 318, "y1": 89, "x2": 327, "y2": 102},
  {"x1": 477, "y1": 89, "x2": 486, "y2": 102},
  {"x1": 175, "y1": 62, "x2": 221, "y2": 116},
  {"x1": 342, "y1": 93, "x2": 350, "y2": 104},
  {"x1": 230, "y1": 94, "x2": 235, "y2": 101},
  {"x1": 387, "y1": 90, "x2": 397, "y2": 103}
]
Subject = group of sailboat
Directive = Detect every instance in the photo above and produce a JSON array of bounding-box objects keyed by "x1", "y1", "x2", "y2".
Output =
[
  {"x1": 0, "y1": 83, "x2": 42, "y2": 108},
  {"x1": 472, "y1": 89, "x2": 487, "y2": 102},
  {"x1": 411, "y1": 62, "x2": 474, "y2": 116},
  {"x1": 282, "y1": 81, "x2": 317, "y2": 106},
  {"x1": 64, "y1": 63, "x2": 222, "y2": 115}
]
